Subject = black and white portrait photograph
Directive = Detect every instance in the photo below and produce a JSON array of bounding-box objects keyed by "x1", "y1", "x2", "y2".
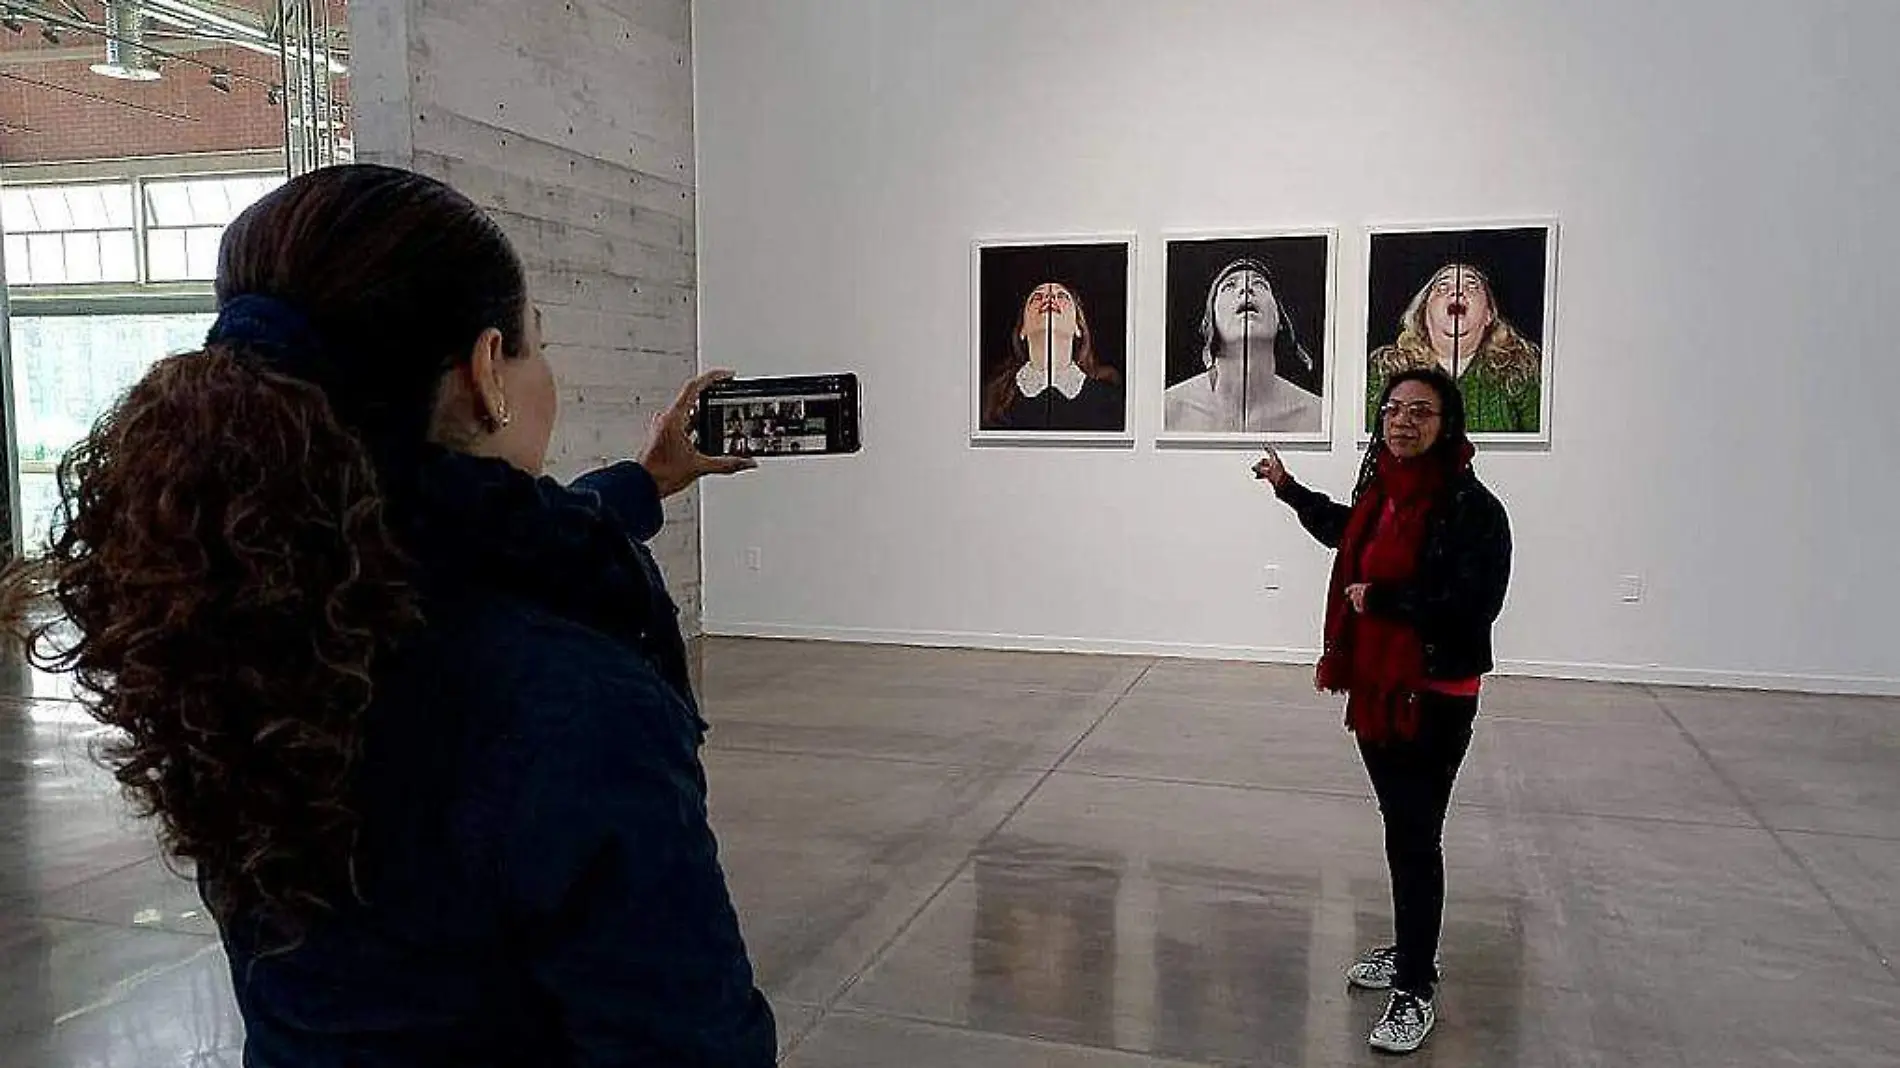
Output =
[
  {"x1": 1163, "y1": 231, "x2": 1333, "y2": 444},
  {"x1": 1364, "y1": 222, "x2": 1556, "y2": 442},
  {"x1": 973, "y1": 238, "x2": 1133, "y2": 443}
]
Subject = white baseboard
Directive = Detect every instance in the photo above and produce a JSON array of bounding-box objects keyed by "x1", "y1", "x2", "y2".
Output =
[
  {"x1": 705, "y1": 620, "x2": 1314, "y2": 663},
  {"x1": 1489, "y1": 658, "x2": 1900, "y2": 697},
  {"x1": 702, "y1": 620, "x2": 1900, "y2": 698}
]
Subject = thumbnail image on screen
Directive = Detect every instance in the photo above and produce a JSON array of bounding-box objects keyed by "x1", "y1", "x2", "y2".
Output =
[{"x1": 707, "y1": 393, "x2": 837, "y2": 456}]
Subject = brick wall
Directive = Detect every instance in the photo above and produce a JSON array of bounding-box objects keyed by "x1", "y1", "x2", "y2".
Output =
[
  {"x1": 0, "y1": 35, "x2": 286, "y2": 163},
  {"x1": 350, "y1": 0, "x2": 703, "y2": 632}
]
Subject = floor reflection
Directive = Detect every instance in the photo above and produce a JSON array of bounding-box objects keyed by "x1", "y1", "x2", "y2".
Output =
[
  {"x1": 957, "y1": 826, "x2": 1548, "y2": 1065},
  {"x1": 0, "y1": 943, "x2": 240, "y2": 1068},
  {"x1": 2, "y1": 668, "x2": 53, "y2": 1050},
  {"x1": 0, "y1": 918, "x2": 55, "y2": 1064},
  {"x1": 1346, "y1": 873, "x2": 1530, "y2": 1064},
  {"x1": 969, "y1": 838, "x2": 1123, "y2": 1046},
  {"x1": 966, "y1": 837, "x2": 1333, "y2": 1064},
  {"x1": 1151, "y1": 864, "x2": 1314, "y2": 1065},
  {"x1": 9, "y1": 638, "x2": 1900, "y2": 1067}
]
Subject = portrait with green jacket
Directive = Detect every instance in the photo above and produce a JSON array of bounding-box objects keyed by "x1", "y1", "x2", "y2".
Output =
[{"x1": 1364, "y1": 230, "x2": 1550, "y2": 438}]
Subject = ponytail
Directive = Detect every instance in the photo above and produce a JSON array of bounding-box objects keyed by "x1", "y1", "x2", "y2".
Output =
[
  {"x1": 3, "y1": 344, "x2": 418, "y2": 929},
  {"x1": 0, "y1": 162, "x2": 528, "y2": 933}
]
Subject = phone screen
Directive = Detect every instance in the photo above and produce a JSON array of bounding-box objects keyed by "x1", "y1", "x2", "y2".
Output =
[{"x1": 697, "y1": 374, "x2": 861, "y2": 457}]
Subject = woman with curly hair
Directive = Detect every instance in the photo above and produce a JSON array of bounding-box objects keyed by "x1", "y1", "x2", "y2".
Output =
[
  {"x1": 0, "y1": 164, "x2": 774, "y2": 1066},
  {"x1": 1366, "y1": 263, "x2": 1543, "y2": 434}
]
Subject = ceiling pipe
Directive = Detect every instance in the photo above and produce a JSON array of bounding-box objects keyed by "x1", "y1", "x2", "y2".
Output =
[
  {"x1": 91, "y1": 0, "x2": 162, "y2": 81},
  {"x1": 2, "y1": 0, "x2": 348, "y2": 82},
  {"x1": 0, "y1": 38, "x2": 231, "y2": 67},
  {"x1": 141, "y1": 0, "x2": 347, "y2": 74}
]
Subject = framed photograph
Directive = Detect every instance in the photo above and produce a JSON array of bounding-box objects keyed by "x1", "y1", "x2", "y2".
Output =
[
  {"x1": 1362, "y1": 220, "x2": 1558, "y2": 445},
  {"x1": 971, "y1": 236, "x2": 1135, "y2": 447},
  {"x1": 1159, "y1": 228, "x2": 1335, "y2": 448}
]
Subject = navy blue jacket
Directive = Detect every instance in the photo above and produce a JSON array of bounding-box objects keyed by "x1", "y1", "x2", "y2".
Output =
[{"x1": 214, "y1": 449, "x2": 776, "y2": 1067}]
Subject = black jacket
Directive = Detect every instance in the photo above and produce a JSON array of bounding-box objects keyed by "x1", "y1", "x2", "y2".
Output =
[
  {"x1": 1277, "y1": 469, "x2": 1513, "y2": 681},
  {"x1": 215, "y1": 449, "x2": 776, "y2": 1068}
]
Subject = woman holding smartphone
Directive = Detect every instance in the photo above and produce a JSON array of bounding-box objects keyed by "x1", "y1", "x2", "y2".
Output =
[
  {"x1": 1253, "y1": 367, "x2": 1512, "y2": 1055},
  {"x1": 3, "y1": 164, "x2": 772, "y2": 1066}
]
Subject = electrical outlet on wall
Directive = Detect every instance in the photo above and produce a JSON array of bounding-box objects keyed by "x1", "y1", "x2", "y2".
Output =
[
  {"x1": 1618, "y1": 574, "x2": 1645, "y2": 604},
  {"x1": 745, "y1": 547, "x2": 763, "y2": 572}
]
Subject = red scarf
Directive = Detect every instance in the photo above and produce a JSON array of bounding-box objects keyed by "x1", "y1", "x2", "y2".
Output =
[{"x1": 1317, "y1": 443, "x2": 1473, "y2": 743}]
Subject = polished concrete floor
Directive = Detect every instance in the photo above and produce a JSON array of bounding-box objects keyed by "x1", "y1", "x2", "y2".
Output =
[{"x1": 3, "y1": 639, "x2": 1898, "y2": 1066}]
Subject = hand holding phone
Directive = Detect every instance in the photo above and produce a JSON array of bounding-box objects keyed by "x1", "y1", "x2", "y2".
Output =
[{"x1": 643, "y1": 370, "x2": 758, "y2": 498}]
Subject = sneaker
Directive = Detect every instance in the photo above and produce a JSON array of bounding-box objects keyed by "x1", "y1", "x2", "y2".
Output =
[
  {"x1": 1369, "y1": 990, "x2": 1435, "y2": 1054},
  {"x1": 1345, "y1": 945, "x2": 1444, "y2": 991},
  {"x1": 1345, "y1": 945, "x2": 1399, "y2": 990}
]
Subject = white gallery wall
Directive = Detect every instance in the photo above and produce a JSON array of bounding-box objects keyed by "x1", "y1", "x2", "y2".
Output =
[{"x1": 694, "y1": 0, "x2": 1900, "y2": 692}]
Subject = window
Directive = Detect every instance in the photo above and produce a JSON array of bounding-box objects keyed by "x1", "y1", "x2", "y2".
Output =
[
  {"x1": 144, "y1": 174, "x2": 284, "y2": 282},
  {"x1": 0, "y1": 183, "x2": 139, "y2": 286},
  {"x1": 3, "y1": 165, "x2": 284, "y2": 553},
  {"x1": 9, "y1": 313, "x2": 217, "y2": 553},
  {"x1": 1, "y1": 172, "x2": 284, "y2": 288},
  {"x1": 10, "y1": 313, "x2": 215, "y2": 468}
]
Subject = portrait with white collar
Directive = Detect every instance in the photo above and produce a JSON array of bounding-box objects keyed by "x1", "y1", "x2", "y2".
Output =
[{"x1": 972, "y1": 237, "x2": 1133, "y2": 446}]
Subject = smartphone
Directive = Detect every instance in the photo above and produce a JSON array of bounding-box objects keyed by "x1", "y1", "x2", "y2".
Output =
[{"x1": 696, "y1": 373, "x2": 861, "y2": 458}]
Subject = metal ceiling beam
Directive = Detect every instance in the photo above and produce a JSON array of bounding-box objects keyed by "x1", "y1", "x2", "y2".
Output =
[
  {"x1": 0, "y1": 37, "x2": 229, "y2": 66},
  {"x1": 142, "y1": 0, "x2": 347, "y2": 72},
  {"x1": 2, "y1": 1, "x2": 347, "y2": 73},
  {"x1": 138, "y1": 0, "x2": 265, "y2": 40}
]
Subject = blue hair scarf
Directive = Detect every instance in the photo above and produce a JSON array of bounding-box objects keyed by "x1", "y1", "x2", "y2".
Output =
[{"x1": 206, "y1": 294, "x2": 330, "y2": 383}]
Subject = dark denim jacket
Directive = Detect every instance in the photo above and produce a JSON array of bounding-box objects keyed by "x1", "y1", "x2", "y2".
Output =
[{"x1": 214, "y1": 449, "x2": 775, "y2": 1067}]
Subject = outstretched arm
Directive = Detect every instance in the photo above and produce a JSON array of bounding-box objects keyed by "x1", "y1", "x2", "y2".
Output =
[
  {"x1": 1254, "y1": 449, "x2": 1353, "y2": 549},
  {"x1": 570, "y1": 369, "x2": 760, "y2": 544}
]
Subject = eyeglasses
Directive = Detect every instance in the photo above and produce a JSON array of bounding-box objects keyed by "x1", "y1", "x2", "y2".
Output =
[{"x1": 1381, "y1": 401, "x2": 1442, "y2": 421}]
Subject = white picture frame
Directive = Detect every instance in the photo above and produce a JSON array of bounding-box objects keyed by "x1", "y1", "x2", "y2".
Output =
[
  {"x1": 1359, "y1": 218, "x2": 1560, "y2": 449},
  {"x1": 969, "y1": 233, "x2": 1138, "y2": 449},
  {"x1": 1155, "y1": 225, "x2": 1338, "y2": 451}
]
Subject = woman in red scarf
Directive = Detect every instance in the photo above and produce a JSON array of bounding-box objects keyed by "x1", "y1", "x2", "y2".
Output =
[{"x1": 1253, "y1": 368, "x2": 1511, "y2": 1056}]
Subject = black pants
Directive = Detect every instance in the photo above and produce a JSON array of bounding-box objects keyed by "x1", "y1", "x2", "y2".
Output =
[{"x1": 1356, "y1": 692, "x2": 1478, "y2": 999}]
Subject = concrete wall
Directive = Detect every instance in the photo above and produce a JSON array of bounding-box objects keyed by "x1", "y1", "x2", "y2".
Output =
[
  {"x1": 696, "y1": 0, "x2": 1900, "y2": 693},
  {"x1": 350, "y1": 0, "x2": 704, "y2": 630}
]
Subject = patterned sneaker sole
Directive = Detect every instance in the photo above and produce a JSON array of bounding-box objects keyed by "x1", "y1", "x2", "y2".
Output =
[
  {"x1": 1369, "y1": 1022, "x2": 1433, "y2": 1055},
  {"x1": 1347, "y1": 970, "x2": 1395, "y2": 991},
  {"x1": 1346, "y1": 956, "x2": 1443, "y2": 992}
]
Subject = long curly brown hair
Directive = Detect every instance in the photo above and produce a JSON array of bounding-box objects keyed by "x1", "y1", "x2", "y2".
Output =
[{"x1": 0, "y1": 164, "x2": 526, "y2": 933}]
